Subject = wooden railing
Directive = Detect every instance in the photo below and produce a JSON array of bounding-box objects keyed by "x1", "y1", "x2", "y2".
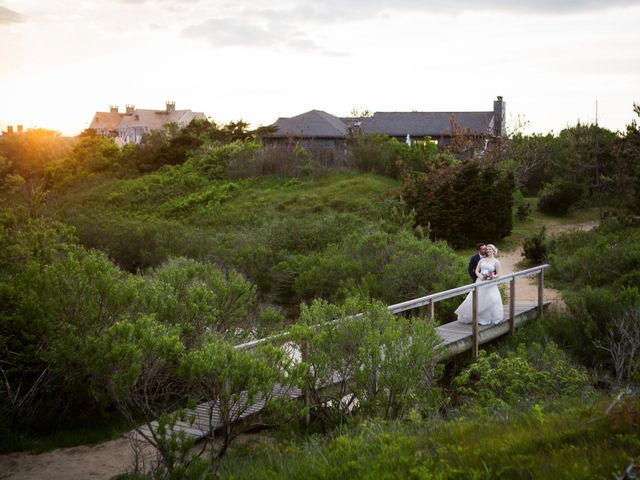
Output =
[
  {"x1": 236, "y1": 264, "x2": 550, "y2": 358},
  {"x1": 387, "y1": 264, "x2": 550, "y2": 356}
]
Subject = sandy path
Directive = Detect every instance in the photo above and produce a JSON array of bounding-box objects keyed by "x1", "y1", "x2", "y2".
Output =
[
  {"x1": 499, "y1": 220, "x2": 598, "y2": 311},
  {"x1": 0, "y1": 437, "x2": 134, "y2": 480},
  {"x1": 0, "y1": 220, "x2": 599, "y2": 480}
]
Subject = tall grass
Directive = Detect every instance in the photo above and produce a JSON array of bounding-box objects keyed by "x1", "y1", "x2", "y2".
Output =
[{"x1": 218, "y1": 394, "x2": 640, "y2": 479}]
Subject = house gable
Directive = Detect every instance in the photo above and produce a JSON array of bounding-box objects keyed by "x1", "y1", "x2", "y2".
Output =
[{"x1": 269, "y1": 110, "x2": 347, "y2": 139}]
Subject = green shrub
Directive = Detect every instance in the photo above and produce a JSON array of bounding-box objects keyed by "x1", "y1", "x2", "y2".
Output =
[
  {"x1": 0, "y1": 222, "x2": 139, "y2": 436},
  {"x1": 188, "y1": 140, "x2": 262, "y2": 180},
  {"x1": 226, "y1": 143, "x2": 318, "y2": 179},
  {"x1": 454, "y1": 343, "x2": 589, "y2": 409},
  {"x1": 522, "y1": 226, "x2": 548, "y2": 263},
  {"x1": 404, "y1": 161, "x2": 515, "y2": 248},
  {"x1": 537, "y1": 178, "x2": 586, "y2": 215},
  {"x1": 348, "y1": 134, "x2": 407, "y2": 178},
  {"x1": 513, "y1": 189, "x2": 532, "y2": 221},
  {"x1": 217, "y1": 394, "x2": 640, "y2": 479},
  {"x1": 548, "y1": 219, "x2": 640, "y2": 289},
  {"x1": 290, "y1": 296, "x2": 443, "y2": 427},
  {"x1": 545, "y1": 287, "x2": 640, "y2": 372},
  {"x1": 70, "y1": 211, "x2": 217, "y2": 272},
  {"x1": 275, "y1": 230, "x2": 466, "y2": 309},
  {"x1": 160, "y1": 182, "x2": 239, "y2": 217},
  {"x1": 141, "y1": 257, "x2": 257, "y2": 344}
]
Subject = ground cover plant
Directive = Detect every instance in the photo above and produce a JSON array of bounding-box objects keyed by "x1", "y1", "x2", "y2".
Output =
[{"x1": 215, "y1": 393, "x2": 638, "y2": 479}]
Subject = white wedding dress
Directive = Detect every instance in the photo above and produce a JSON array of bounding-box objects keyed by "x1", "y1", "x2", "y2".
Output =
[{"x1": 455, "y1": 258, "x2": 504, "y2": 325}]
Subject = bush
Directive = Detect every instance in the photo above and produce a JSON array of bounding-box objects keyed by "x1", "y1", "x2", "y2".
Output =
[
  {"x1": 141, "y1": 257, "x2": 257, "y2": 344},
  {"x1": 537, "y1": 178, "x2": 586, "y2": 215},
  {"x1": 454, "y1": 342, "x2": 590, "y2": 409},
  {"x1": 348, "y1": 134, "x2": 407, "y2": 178},
  {"x1": 189, "y1": 141, "x2": 262, "y2": 180},
  {"x1": 290, "y1": 296, "x2": 443, "y2": 427},
  {"x1": 0, "y1": 224, "x2": 138, "y2": 436},
  {"x1": 404, "y1": 161, "x2": 515, "y2": 248},
  {"x1": 545, "y1": 287, "x2": 640, "y2": 372},
  {"x1": 274, "y1": 230, "x2": 467, "y2": 310},
  {"x1": 513, "y1": 189, "x2": 532, "y2": 221},
  {"x1": 70, "y1": 211, "x2": 217, "y2": 272},
  {"x1": 522, "y1": 226, "x2": 548, "y2": 263},
  {"x1": 548, "y1": 219, "x2": 640, "y2": 289},
  {"x1": 226, "y1": 143, "x2": 319, "y2": 179}
]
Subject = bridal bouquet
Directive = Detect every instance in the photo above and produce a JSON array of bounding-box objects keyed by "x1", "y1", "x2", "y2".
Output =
[{"x1": 482, "y1": 271, "x2": 495, "y2": 281}]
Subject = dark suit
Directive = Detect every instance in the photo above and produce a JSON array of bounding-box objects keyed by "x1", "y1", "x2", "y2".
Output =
[{"x1": 468, "y1": 253, "x2": 482, "y2": 282}]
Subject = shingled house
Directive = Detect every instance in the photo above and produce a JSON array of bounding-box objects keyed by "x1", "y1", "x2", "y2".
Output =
[
  {"x1": 264, "y1": 109, "x2": 349, "y2": 156},
  {"x1": 266, "y1": 96, "x2": 506, "y2": 156},
  {"x1": 88, "y1": 102, "x2": 206, "y2": 145}
]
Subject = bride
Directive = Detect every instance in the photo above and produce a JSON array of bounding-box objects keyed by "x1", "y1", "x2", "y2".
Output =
[{"x1": 455, "y1": 243, "x2": 504, "y2": 325}]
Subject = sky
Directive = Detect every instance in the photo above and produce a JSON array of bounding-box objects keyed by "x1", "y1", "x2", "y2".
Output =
[{"x1": 1, "y1": 0, "x2": 639, "y2": 137}]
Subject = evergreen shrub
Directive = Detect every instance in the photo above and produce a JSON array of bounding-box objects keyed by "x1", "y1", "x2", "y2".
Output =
[
  {"x1": 522, "y1": 226, "x2": 547, "y2": 263},
  {"x1": 537, "y1": 178, "x2": 586, "y2": 215},
  {"x1": 403, "y1": 161, "x2": 515, "y2": 248}
]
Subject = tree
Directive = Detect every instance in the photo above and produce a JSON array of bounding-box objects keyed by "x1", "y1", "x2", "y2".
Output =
[
  {"x1": 403, "y1": 161, "x2": 515, "y2": 247},
  {"x1": 0, "y1": 128, "x2": 74, "y2": 180},
  {"x1": 616, "y1": 103, "x2": 640, "y2": 212},
  {"x1": 45, "y1": 133, "x2": 121, "y2": 186}
]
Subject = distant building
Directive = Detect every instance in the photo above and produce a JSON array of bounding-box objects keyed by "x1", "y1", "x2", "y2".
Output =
[
  {"x1": 266, "y1": 97, "x2": 506, "y2": 156},
  {"x1": 88, "y1": 102, "x2": 206, "y2": 145},
  {"x1": 1, "y1": 125, "x2": 24, "y2": 136}
]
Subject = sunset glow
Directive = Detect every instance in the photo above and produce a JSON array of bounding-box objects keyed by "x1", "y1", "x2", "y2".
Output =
[{"x1": 1, "y1": 1, "x2": 639, "y2": 136}]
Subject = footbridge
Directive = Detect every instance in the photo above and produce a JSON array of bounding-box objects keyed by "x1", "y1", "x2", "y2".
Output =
[{"x1": 136, "y1": 264, "x2": 550, "y2": 442}]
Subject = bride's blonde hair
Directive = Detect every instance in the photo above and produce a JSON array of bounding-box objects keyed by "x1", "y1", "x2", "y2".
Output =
[{"x1": 487, "y1": 244, "x2": 498, "y2": 256}]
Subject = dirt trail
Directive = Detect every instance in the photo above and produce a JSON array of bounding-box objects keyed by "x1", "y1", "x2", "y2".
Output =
[
  {"x1": 0, "y1": 220, "x2": 600, "y2": 480},
  {"x1": 0, "y1": 437, "x2": 134, "y2": 480},
  {"x1": 499, "y1": 220, "x2": 598, "y2": 312}
]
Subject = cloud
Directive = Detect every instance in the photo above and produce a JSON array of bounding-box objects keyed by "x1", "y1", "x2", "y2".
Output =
[
  {"x1": 0, "y1": 6, "x2": 24, "y2": 25},
  {"x1": 181, "y1": 16, "x2": 329, "y2": 52},
  {"x1": 182, "y1": 18, "x2": 278, "y2": 47}
]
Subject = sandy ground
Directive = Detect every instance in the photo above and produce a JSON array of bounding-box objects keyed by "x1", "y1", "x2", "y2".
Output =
[
  {"x1": 499, "y1": 220, "x2": 598, "y2": 313},
  {"x1": 0, "y1": 220, "x2": 599, "y2": 480},
  {"x1": 0, "y1": 437, "x2": 135, "y2": 480}
]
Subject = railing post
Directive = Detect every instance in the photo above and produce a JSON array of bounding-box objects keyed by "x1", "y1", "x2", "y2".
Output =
[
  {"x1": 537, "y1": 268, "x2": 544, "y2": 316},
  {"x1": 509, "y1": 276, "x2": 516, "y2": 334},
  {"x1": 429, "y1": 300, "x2": 435, "y2": 321},
  {"x1": 472, "y1": 287, "x2": 478, "y2": 358}
]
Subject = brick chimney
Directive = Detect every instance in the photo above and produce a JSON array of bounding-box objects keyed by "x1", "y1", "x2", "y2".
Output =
[
  {"x1": 7, "y1": 125, "x2": 13, "y2": 134},
  {"x1": 125, "y1": 104, "x2": 135, "y2": 115},
  {"x1": 17, "y1": 125, "x2": 23, "y2": 134},
  {"x1": 110, "y1": 105, "x2": 119, "y2": 114},
  {"x1": 166, "y1": 101, "x2": 175, "y2": 113},
  {"x1": 493, "y1": 96, "x2": 506, "y2": 137}
]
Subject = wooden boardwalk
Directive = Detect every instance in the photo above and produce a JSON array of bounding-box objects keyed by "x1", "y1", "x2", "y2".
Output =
[{"x1": 136, "y1": 298, "x2": 548, "y2": 442}]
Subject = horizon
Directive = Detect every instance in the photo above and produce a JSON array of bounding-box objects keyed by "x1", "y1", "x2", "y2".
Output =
[{"x1": 1, "y1": 1, "x2": 639, "y2": 137}]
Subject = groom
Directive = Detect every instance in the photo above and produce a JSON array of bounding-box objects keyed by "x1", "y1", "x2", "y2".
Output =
[{"x1": 467, "y1": 243, "x2": 487, "y2": 282}]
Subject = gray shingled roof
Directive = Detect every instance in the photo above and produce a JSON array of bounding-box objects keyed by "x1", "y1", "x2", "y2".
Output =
[
  {"x1": 357, "y1": 111, "x2": 495, "y2": 137},
  {"x1": 270, "y1": 110, "x2": 348, "y2": 138}
]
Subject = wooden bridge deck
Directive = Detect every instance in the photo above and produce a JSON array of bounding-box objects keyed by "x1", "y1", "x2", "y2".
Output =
[{"x1": 136, "y1": 301, "x2": 547, "y2": 441}]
